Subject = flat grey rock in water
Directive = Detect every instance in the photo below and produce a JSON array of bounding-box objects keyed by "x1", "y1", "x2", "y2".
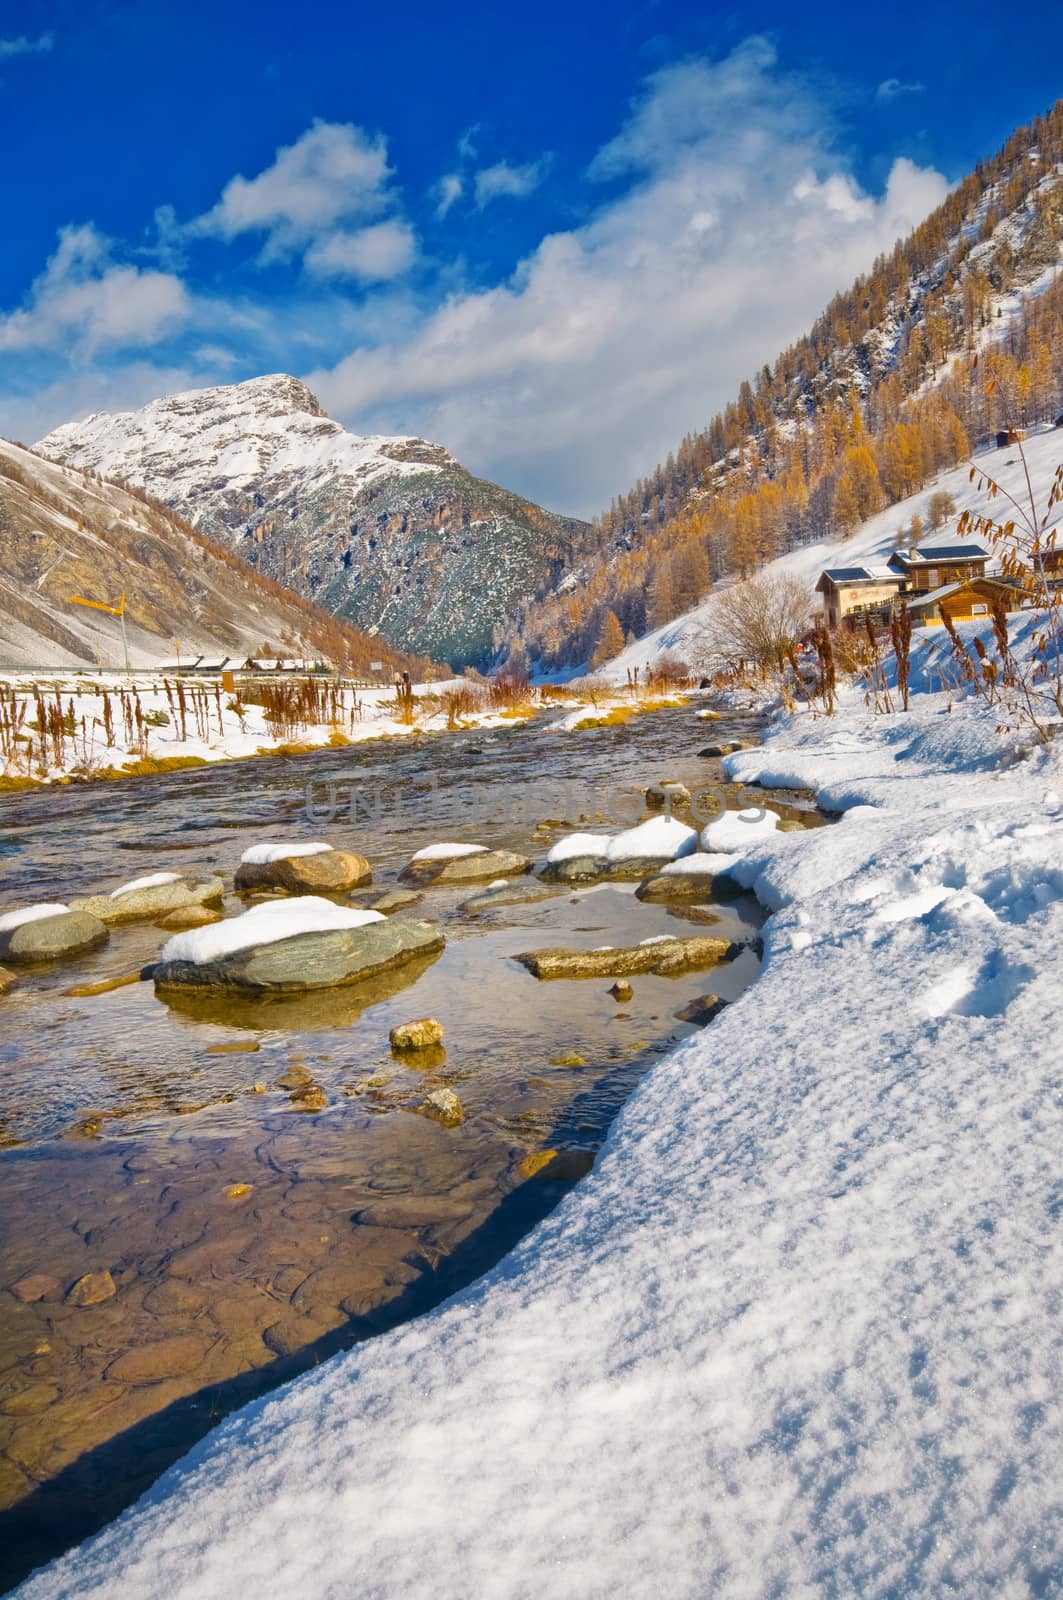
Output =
[
  {"x1": 0, "y1": 911, "x2": 109, "y2": 964},
  {"x1": 399, "y1": 848, "x2": 532, "y2": 886},
  {"x1": 70, "y1": 876, "x2": 225, "y2": 925},
  {"x1": 152, "y1": 917, "x2": 444, "y2": 994}
]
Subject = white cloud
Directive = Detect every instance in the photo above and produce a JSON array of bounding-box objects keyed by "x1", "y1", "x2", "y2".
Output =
[
  {"x1": 474, "y1": 157, "x2": 551, "y2": 209},
  {"x1": 304, "y1": 220, "x2": 416, "y2": 283},
  {"x1": 0, "y1": 224, "x2": 191, "y2": 356},
  {"x1": 195, "y1": 120, "x2": 393, "y2": 255},
  {"x1": 876, "y1": 78, "x2": 926, "y2": 103},
  {"x1": 0, "y1": 31, "x2": 53, "y2": 60},
  {"x1": 435, "y1": 173, "x2": 464, "y2": 219},
  {"x1": 309, "y1": 40, "x2": 948, "y2": 517}
]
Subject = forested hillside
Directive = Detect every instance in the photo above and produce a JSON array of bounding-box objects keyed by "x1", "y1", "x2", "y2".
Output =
[{"x1": 504, "y1": 100, "x2": 1063, "y2": 672}]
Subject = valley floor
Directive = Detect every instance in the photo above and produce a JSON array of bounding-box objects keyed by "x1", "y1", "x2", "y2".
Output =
[{"x1": 14, "y1": 674, "x2": 1063, "y2": 1598}]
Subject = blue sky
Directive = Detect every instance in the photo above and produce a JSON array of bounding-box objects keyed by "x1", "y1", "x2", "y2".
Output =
[{"x1": 1, "y1": 0, "x2": 1060, "y2": 515}]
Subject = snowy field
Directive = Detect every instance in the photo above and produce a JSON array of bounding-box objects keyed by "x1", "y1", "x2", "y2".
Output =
[
  {"x1": 0, "y1": 675, "x2": 537, "y2": 784},
  {"x1": 15, "y1": 635, "x2": 1063, "y2": 1596}
]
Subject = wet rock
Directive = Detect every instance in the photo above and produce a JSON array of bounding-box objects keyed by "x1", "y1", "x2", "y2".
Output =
[
  {"x1": 776, "y1": 820, "x2": 806, "y2": 833},
  {"x1": 276, "y1": 1065, "x2": 313, "y2": 1089},
  {"x1": 0, "y1": 909, "x2": 108, "y2": 965},
  {"x1": 205, "y1": 1040, "x2": 260, "y2": 1055},
  {"x1": 223, "y1": 1183, "x2": 253, "y2": 1200},
  {"x1": 0, "y1": 965, "x2": 16, "y2": 995},
  {"x1": 65, "y1": 1270, "x2": 116, "y2": 1307},
  {"x1": 357, "y1": 887, "x2": 423, "y2": 914},
  {"x1": 416, "y1": 1088, "x2": 464, "y2": 1127},
  {"x1": 609, "y1": 980, "x2": 633, "y2": 1002},
  {"x1": 389, "y1": 1017, "x2": 444, "y2": 1051},
  {"x1": 142, "y1": 1281, "x2": 206, "y2": 1316},
  {"x1": 517, "y1": 1148, "x2": 558, "y2": 1180},
  {"x1": 156, "y1": 904, "x2": 225, "y2": 931},
  {"x1": 539, "y1": 852, "x2": 610, "y2": 883},
  {"x1": 153, "y1": 916, "x2": 444, "y2": 995},
  {"x1": 289, "y1": 1084, "x2": 327, "y2": 1112},
  {"x1": 105, "y1": 1335, "x2": 214, "y2": 1383},
  {"x1": 516, "y1": 934, "x2": 733, "y2": 981},
  {"x1": 674, "y1": 994, "x2": 728, "y2": 1026},
  {"x1": 636, "y1": 870, "x2": 738, "y2": 903},
  {"x1": 550, "y1": 1050, "x2": 587, "y2": 1067},
  {"x1": 262, "y1": 1314, "x2": 334, "y2": 1358},
  {"x1": 644, "y1": 780, "x2": 691, "y2": 812},
  {"x1": 69, "y1": 875, "x2": 225, "y2": 926},
  {"x1": 235, "y1": 848, "x2": 371, "y2": 895},
  {"x1": 698, "y1": 739, "x2": 757, "y2": 758},
  {"x1": 8, "y1": 1273, "x2": 60, "y2": 1304},
  {"x1": 460, "y1": 879, "x2": 563, "y2": 913},
  {"x1": 528, "y1": 1148, "x2": 596, "y2": 1182},
  {"x1": 399, "y1": 847, "x2": 533, "y2": 886},
  {"x1": 0, "y1": 1382, "x2": 61, "y2": 1416},
  {"x1": 62, "y1": 971, "x2": 144, "y2": 998}
]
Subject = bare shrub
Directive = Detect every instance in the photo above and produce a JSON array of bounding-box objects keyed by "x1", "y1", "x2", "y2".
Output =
[{"x1": 693, "y1": 574, "x2": 812, "y2": 684}]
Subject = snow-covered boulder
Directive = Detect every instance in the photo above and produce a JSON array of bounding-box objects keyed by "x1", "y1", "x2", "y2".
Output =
[
  {"x1": 399, "y1": 843, "x2": 532, "y2": 886},
  {"x1": 541, "y1": 817, "x2": 697, "y2": 882},
  {"x1": 151, "y1": 897, "x2": 443, "y2": 995},
  {"x1": 0, "y1": 903, "x2": 109, "y2": 964},
  {"x1": 234, "y1": 842, "x2": 371, "y2": 894},
  {"x1": 636, "y1": 851, "x2": 742, "y2": 902},
  {"x1": 69, "y1": 873, "x2": 225, "y2": 925},
  {"x1": 700, "y1": 807, "x2": 780, "y2": 853}
]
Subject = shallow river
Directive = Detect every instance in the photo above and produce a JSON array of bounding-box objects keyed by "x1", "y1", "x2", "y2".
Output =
[{"x1": 0, "y1": 703, "x2": 821, "y2": 1591}]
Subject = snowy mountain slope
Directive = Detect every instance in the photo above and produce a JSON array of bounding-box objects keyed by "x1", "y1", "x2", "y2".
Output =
[
  {"x1": 600, "y1": 423, "x2": 1063, "y2": 680},
  {"x1": 0, "y1": 435, "x2": 426, "y2": 672},
  {"x1": 37, "y1": 376, "x2": 588, "y2": 668}
]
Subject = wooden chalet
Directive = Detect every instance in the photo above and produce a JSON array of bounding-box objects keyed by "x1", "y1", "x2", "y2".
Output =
[
  {"x1": 887, "y1": 542, "x2": 991, "y2": 591},
  {"x1": 815, "y1": 566, "x2": 904, "y2": 629},
  {"x1": 906, "y1": 576, "x2": 1020, "y2": 628}
]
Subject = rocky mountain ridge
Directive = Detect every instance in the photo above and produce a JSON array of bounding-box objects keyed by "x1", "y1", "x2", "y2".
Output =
[
  {"x1": 38, "y1": 376, "x2": 587, "y2": 666},
  {"x1": 0, "y1": 434, "x2": 429, "y2": 674}
]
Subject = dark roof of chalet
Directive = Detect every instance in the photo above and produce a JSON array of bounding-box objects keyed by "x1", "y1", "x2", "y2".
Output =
[
  {"x1": 817, "y1": 566, "x2": 902, "y2": 585},
  {"x1": 888, "y1": 542, "x2": 991, "y2": 570}
]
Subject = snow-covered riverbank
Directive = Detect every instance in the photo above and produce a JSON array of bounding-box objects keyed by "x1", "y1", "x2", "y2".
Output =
[{"x1": 15, "y1": 679, "x2": 1063, "y2": 1598}]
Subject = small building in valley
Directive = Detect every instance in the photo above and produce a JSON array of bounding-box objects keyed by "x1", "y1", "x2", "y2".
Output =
[
  {"x1": 906, "y1": 575, "x2": 1020, "y2": 628},
  {"x1": 815, "y1": 566, "x2": 905, "y2": 629},
  {"x1": 887, "y1": 542, "x2": 991, "y2": 592}
]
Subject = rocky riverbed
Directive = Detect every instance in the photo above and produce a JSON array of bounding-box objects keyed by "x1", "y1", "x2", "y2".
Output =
[{"x1": 0, "y1": 703, "x2": 828, "y2": 1592}]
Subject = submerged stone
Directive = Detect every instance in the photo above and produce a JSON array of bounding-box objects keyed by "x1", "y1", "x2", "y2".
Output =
[
  {"x1": 461, "y1": 879, "x2": 563, "y2": 913},
  {"x1": 66, "y1": 1270, "x2": 116, "y2": 1307}
]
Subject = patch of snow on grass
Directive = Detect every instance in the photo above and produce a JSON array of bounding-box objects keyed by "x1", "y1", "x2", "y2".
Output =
[{"x1": 159, "y1": 897, "x2": 384, "y2": 965}]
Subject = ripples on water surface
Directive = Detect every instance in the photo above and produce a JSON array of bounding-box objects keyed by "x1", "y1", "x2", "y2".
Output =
[{"x1": 0, "y1": 706, "x2": 824, "y2": 1590}]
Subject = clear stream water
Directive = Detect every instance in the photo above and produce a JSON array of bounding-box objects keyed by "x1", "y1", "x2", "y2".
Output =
[{"x1": 0, "y1": 704, "x2": 825, "y2": 1591}]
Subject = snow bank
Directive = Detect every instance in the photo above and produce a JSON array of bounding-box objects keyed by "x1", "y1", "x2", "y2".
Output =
[
  {"x1": 19, "y1": 686, "x2": 1063, "y2": 1600},
  {"x1": 0, "y1": 903, "x2": 70, "y2": 933},
  {"x1": 409, "y1": 842, "x2": 488, "y2": 861},
  {"x1": 545, "y1": 832, "x2": 612, "y2": 863},
  {"x1": 700, "y1": 807, "x2": 779, "y2": 853},
  {"x1": 605, "y1": 815, "x2": 696, "y2": 862},
  {"x1": 159, "y1": 898, "x2": 384, "y2": 965},
  {"x1": 238, "y1": 842, "x2": 333, "y2": 866},
  {"x1": 109, "y1": 872, "x2": 181, "y2": 898},
  {"x1": 659, "y1": 851, "x2": 739, "y2": 877}
]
